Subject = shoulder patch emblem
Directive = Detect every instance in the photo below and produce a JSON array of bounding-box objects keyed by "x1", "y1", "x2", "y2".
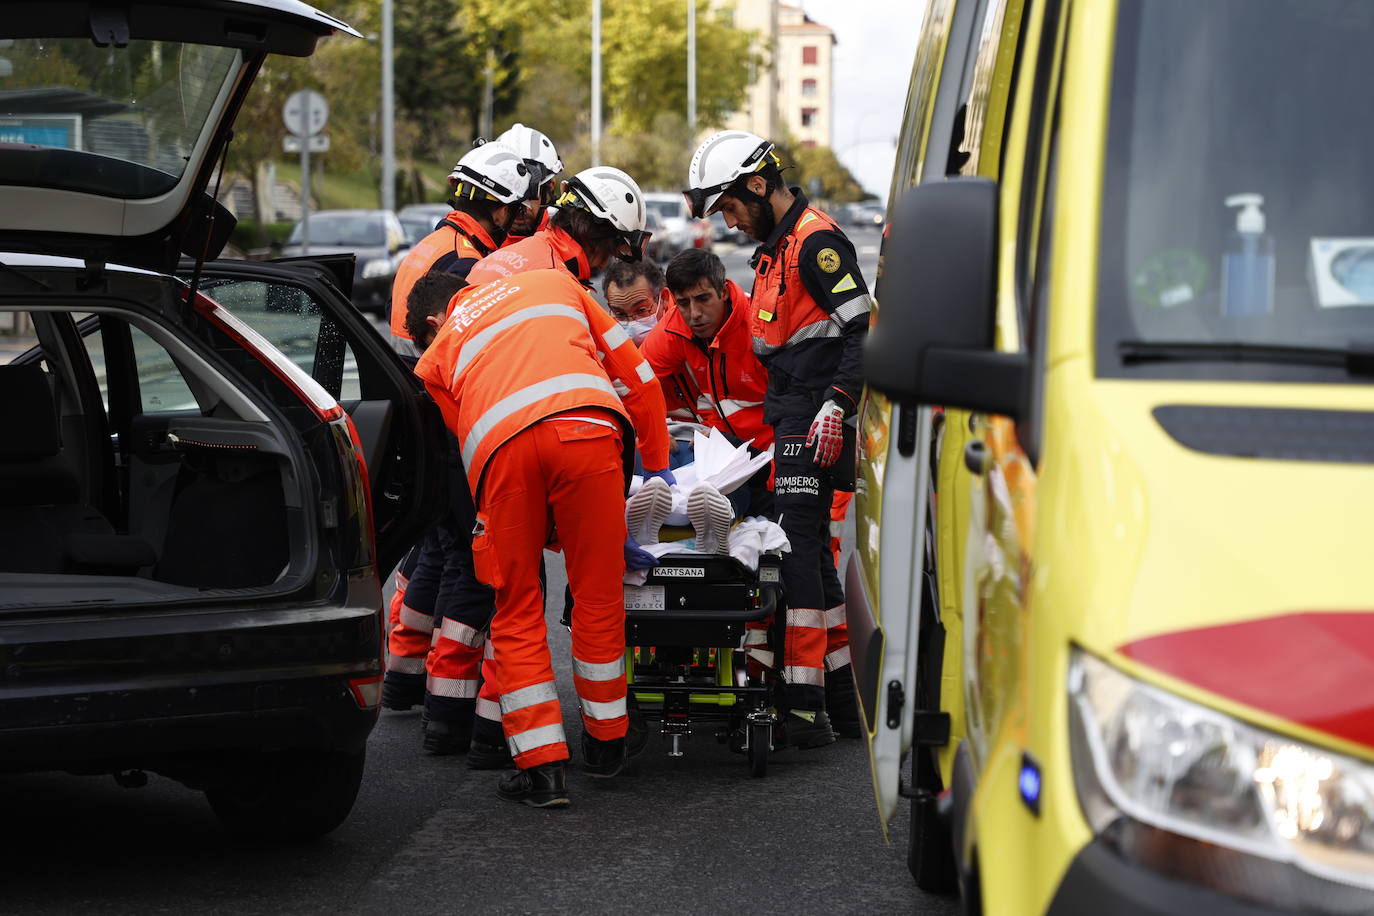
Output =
[
  {"x1": 816, "y1": 248, "x2": 841, "y2": 273},
  {"x1": 830, "y1": 273, "x2": 857, "y2": 294}
]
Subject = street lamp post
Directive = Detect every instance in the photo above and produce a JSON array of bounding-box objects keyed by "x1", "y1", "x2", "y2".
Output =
[
  {"x1": 381, "y1": 0, "x2": 395, "y2": 212},
  {"x1": 591, "y1": 0, "x2": 602, "y2": 164},
  {"x1": 687, "y1": 0, "x2": 696, "y2": 132}
]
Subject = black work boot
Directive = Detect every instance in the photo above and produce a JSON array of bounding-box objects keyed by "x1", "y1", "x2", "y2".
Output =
[
  {"x1": 382, "y1": 670, "x2": 425, "y2": 710},
  {"x1": 467, "y1": 716, "x2": 514, "y2": 769},
  {"x1": 422, "y1": 694, "x2": 475, "y2": 755},
  {"x1": 786, "y1": 709, "x2": 837, "y2": 749},
  {"x1": 824, "y1": 665, "x2": 863, "y2": 739},
  {"x1": 581, "y1": 733, "x2": 627, "y2": 778},
  {"x1": 496, "y1": 761, "x2": 569, "y2": 808}
]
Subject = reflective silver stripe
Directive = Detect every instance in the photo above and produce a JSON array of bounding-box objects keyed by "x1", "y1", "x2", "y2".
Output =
[
  {"x1": 825, "y1": 647, "x2": 852, "y2": 670},
  {"x1": 388, "y1": 655, "x2": 426, "y2": 674},
  {"x1": 581, "y1": 697, "x2": 627, "y2": 720},
  {"x1": 500, "y1": 681, "x2": 561, "y2": 715},
  {"x1": 399, "y1": 605, "x2": 434, "y2": 632},
  {"x1": 696, "y1": 394, "x2": 714, "y2": 413},
  {"x1": 462, "y1": 373, "x2": 617, "y2": 467},
  {"x1": 394, "y1": 570, "x2": 410, "y2": 589},
  {"x1": 786, "y1": 607, "x2": 826, "y2": 629},
  {"x1": 752, "y1": 335, "x2": 776, "y2": 357},
  {"x1": 603, "y1": 322, "x2": 631, "y2": 349},
  {"x1": 509, "y1": 722, "x2": 567, "y2": 756},
  {"x1": 426, "y1": 675, "x2": 478, "y2": 699},
  {"x1": 545, "y1": 414, "x2": 617, "y2": 429},
  {"x1": 635, "y1": 360, "x2": 654, "y2": 384},
  {"x1": 719, "y1": 398, "x2": 762, "y2": 416},
  {"x1": 430, "y1": 628, "x2": 441, "y2": 647},
  {"x1": 746, "y1": 648, "x2": 775, "y2": 668},
  {"x1": 742, "y1": 629, "x2": 769, "y2": 647},
  {"x1": 613, "y1": 378, "x2": 631, "y2": 397},
  {"x1": 476, "y1": 697, "x2": 502, "y2": 720},
  {"x1": 573, "y1": 656, "x2": 625, "y2": 681},
  {"x1": 823, "y1": 605, "x2": 847, "y2": 629},
  {"x1": 483, "y1": 641, "x2": 495, "y2": 660},
  {"x1": 784, "y1": 665, "x2": 825, "y2": 687},
  {"x1": 452, "y1": 304, "x2": 589, "y2": 383},
  {"x1": 784, "y1": 318, "x2": 843, "y2": 348},
  {"x1": 829, "y1": 520, "x2": 845, "y2": 537},
  {"x1": 831, "y1": 294, "x2": 873, "y2": 324},
  {"x1": 439, "y1": 618, "x2": 483, "y2": 647}
]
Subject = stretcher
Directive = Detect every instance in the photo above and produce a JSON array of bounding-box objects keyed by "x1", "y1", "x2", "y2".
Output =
[{"x1": 623, "y1": 545, "x2": 783, "y2": 777}]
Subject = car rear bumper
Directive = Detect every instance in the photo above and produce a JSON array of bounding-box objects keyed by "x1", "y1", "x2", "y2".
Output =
[
  {"x1": 1047, "y1": 839, "x2": 1291, "y2": 915},
  {"x1": 0, "y1": 602, "x2": 383, "y2": 772}
]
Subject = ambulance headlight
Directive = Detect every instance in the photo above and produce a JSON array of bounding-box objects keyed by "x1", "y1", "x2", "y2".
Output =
[
  {"x1": 1068, "y1": 648, "x2": 1374, "y2": 910},
  {"x1": 361, "y1": 258, "x2": 393, "y2": 280}
]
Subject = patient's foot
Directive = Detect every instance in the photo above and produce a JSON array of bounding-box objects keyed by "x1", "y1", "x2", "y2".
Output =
[
  {"x1": 627, "y1": 476, "x2": 673, "y2": 546},
  {"x1": 688, "y1": 482, "x2": 733, "y2": 555}
]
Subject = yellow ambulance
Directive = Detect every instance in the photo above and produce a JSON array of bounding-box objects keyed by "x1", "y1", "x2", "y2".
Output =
[{"x1": 851, "y1": 1, "x2": 1374, "y2": 912}]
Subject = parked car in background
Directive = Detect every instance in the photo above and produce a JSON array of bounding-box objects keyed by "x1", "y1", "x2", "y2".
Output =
[
  {"x1": 282, "y1": 209, "x2": 409, "y2": 317},
  {"x1": 643, "y1": 208, "x2": 672, "y2": 263},
  {"x1": 0, "y1": 0, "x2": 447, "y2": 839},
  {"x1": 643, "y1": 192, "x2": 696, "y2": 258},
  {"x1": 709, "y1": 211, "x2": 750, "y2": 246},
  {"x1": 849, "y1": 204, "x2": 886, "y2": 228},
  {"x1": 397, "y1": 203, "x2": 452, "y2": 247}
]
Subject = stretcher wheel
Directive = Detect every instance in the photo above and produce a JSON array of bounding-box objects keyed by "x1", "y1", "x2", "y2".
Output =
[{"x1": 747, "y1": 721, "x2": 770, "y2": 777}]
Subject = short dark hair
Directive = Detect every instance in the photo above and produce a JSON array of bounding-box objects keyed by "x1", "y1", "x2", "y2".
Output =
[
  {"x1": 602, "y1": 258, "x2": 664, "y2": 298},
  {"x1": 551, "y1": 206, "x2": 619, "y2": 265},
  {"x1": 405, "y1": 270, "x2": 468, "y2": 348},
  {"x1": 665, "y1": 248, "x2": 726, "y2": 297}
]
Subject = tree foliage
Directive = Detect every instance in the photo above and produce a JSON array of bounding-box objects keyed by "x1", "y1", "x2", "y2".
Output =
[{"x1": 778, "y1": 140, "x2": 868, "y2": 205}]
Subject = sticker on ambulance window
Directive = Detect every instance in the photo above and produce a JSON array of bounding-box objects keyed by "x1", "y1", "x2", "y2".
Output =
[
  {"x1": 759, "y1": 566, "x2": 780, "y2": 583},
  {"x1": 624, "y1": 585, "x2": 666, "y2": 610}
]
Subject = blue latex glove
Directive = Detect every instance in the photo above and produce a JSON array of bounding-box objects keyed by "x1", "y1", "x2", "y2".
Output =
[
  {"x1": 643, "y1": 466, "x2": 676, "y2": 487},
  {"x1": 624, "y1": 535, "x2": 658, "y2": 571}
]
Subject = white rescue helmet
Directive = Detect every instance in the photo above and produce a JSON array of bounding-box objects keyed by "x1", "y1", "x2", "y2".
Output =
[
  {"x1": 683, "y1": 129, "x2": 776, "y2": 219},
  {"x1": 557, "y1": 166, "x2": 651, "y2": 261},
  {"x1": 497, "y1": 122, "x2": 563, "y2": 189},
  {"x1": 447, "y1": 140, "x2": 532, "y2": 205}
]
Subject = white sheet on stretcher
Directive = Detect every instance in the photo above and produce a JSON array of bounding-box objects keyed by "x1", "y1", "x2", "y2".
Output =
[
  {"x1": 628, "y1": 428, "x2": 774, "y2": 527},
  {"x1": 622, "y1": 516, "x2": 790, "y2": 585}
]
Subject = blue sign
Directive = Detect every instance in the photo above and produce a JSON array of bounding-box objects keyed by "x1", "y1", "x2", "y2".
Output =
[{"x1": 0, "y1": 119, "x2": 78, "y2": 149}]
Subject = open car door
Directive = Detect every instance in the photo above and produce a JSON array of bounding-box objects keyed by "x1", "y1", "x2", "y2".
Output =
[{"x1": 181, "y1": 256, "x2": 447, "y2": 576}]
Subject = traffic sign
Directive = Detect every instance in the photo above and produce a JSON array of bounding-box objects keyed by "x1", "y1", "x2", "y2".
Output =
[
  {"x1": 283, "y1": 89, "x2": 328, "y2": 138},
  {"x1": 284, "y1": 134, "x2": 331, "y2": 153}
]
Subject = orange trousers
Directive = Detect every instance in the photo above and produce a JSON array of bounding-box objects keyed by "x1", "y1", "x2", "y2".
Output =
[{"x1": 472, "y1": 413, "x2": 629, "y2": 769}]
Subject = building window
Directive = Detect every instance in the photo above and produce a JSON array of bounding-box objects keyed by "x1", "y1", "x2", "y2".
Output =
[
  {"x1": 802, "y1": 45, "x2": 818, "y2": 65},
  {"x1": 801, "y1": 107, "x2": 817, "y2": 127},
  {"x1": 802, "y1": 78, "x2": 817, "y2": 97}
]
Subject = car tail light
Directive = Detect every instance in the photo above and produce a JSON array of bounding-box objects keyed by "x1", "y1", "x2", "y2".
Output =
[
  {"x1": 348, "y1": 675, "x2": 383, "y2": 709},
  {"x1": 184, "y1": 287, "x2": 344, "y2": 422}
]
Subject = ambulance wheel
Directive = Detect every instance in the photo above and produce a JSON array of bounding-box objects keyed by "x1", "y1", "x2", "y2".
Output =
[
  {"x1": 747, "y1": 722, "x2": 770, "y2": 777},
  {"x1": 206, "y1": 748, "x2": 366, "y2": 839}
]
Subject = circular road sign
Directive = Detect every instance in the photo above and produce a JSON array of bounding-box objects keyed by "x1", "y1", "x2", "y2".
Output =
[{"x1": 283, "y1": 89, "x2": 329, "y2": 138}]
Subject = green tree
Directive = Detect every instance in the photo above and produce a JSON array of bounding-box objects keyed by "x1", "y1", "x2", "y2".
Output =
[{"x1": 780, "y1": 141, "x2": 868, "y2": 205}]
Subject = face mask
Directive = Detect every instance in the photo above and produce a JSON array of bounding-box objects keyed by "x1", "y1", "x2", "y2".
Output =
[{"x1": 623, "y1": 313, "x2": 658, "y2": 344}]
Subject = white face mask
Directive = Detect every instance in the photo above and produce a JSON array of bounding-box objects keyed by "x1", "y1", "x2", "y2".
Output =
[{"x1": 623, "y1": 313, "x2": 658, "y2": 344}]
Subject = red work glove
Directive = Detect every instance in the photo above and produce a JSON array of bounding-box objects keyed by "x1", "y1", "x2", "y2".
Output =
[{"x1": 805, "y1": 399, "x2": 846, "y2": 468}]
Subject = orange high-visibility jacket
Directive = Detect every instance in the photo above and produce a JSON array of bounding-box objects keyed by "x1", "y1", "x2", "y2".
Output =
[
  {"x1": 640, "y1": 279, "x2": 771, "y2": 449},
  {"x1": 465, "y1": 226, "x2": 590, "y2": 288},
  {"x1": 414, "y1": 269, "x2": 671, "y2": 498},
  {"x1": 389, "y1": 211, "x2": 499, "y2": 340}
]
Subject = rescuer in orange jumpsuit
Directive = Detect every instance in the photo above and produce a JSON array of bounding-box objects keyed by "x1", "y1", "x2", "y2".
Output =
[{"x1": 414, "y1": 266, "x2": 671, "y2": 807}]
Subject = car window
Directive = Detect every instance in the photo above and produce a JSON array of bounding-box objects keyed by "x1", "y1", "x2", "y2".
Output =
[
  {"x1": 199, "y1": 279, "x2": 362, "y2": 402},
  {"x1": 127, "y1": 326, "x2": 198, "y2": 413},
  {"x1": 0, "y1": 311, "x2": 37, "y2": 367},
  {"x1": 289, "y1": 214, "x2": 386, "y2": 247}
]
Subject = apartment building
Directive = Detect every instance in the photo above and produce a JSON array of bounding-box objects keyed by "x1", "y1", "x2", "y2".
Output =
[{"x1": 717, "y1": 0, "x2": 835, "y2": 149}]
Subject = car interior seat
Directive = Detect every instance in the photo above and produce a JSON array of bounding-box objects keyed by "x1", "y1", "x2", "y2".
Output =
[{"x1": 0, "y1": 363, "x2": 154, "y2": 575}]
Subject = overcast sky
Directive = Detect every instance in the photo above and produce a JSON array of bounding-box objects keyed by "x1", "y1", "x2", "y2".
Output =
[{"x1": 799, "y1": 0, "x2": 926, "y2": 203}]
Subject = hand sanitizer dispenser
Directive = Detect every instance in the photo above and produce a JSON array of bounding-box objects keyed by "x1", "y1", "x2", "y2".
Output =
[{"x1": 1221, "y1": 193, "x2": 1275, "y2": 317}]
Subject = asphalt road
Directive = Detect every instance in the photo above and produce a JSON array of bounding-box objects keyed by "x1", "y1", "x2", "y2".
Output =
[{"x1": 0, "y1": 225, "x2": 963, "y2": 915}]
